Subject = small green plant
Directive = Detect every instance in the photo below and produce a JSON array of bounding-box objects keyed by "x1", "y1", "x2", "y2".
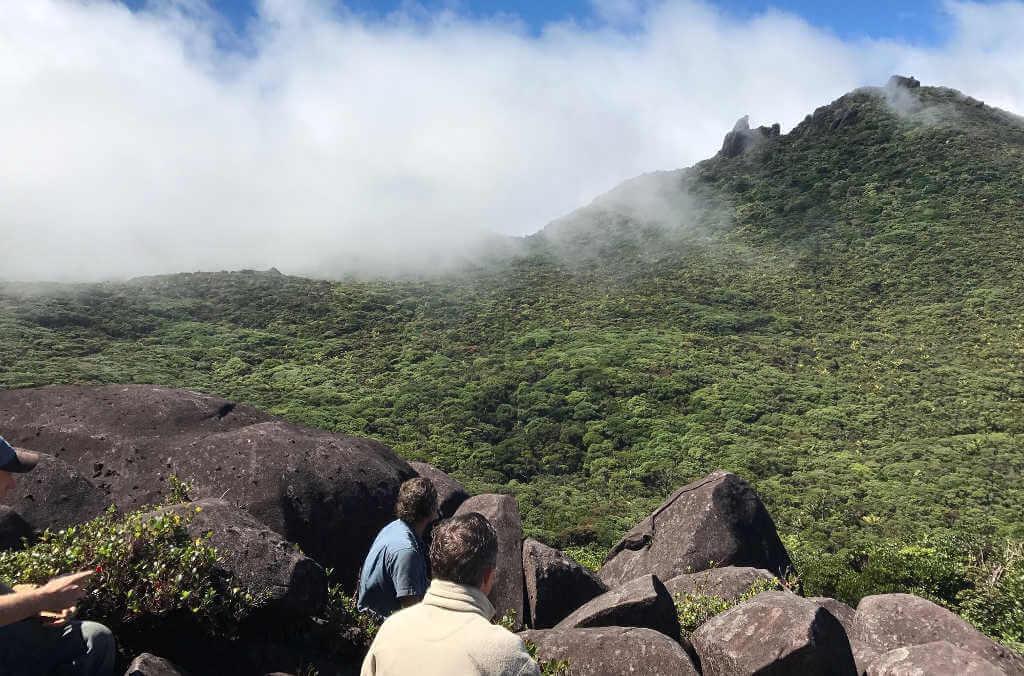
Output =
[
  {"x1": 319, "y1": 579, "x2": 381, "y2": 649},
  {"x1": 674, "y1": 573, "x2": 784, "y2": 637},
  {"x1": 166, "y1": 474, "x2": 193, "y2": 504},
  {"x1": 0, "y1": 502, "x2": 248, "y2": 635}
]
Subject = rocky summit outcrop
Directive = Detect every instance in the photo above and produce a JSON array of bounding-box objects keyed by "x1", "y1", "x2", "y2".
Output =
[
  {"x1": 663, "y1": 566, "x2": 777, "y2": 603},
  {"x1": 599, "y1": 470, "x2": 793, "y2": 587},
  {"x1": 853, "y1": 593, "x2": 1024, "y2": 675},
  {"x1": 0, "y1": 385, "x2": 415, "y2": 583},
  {"x1": 521, "y1": 626, "x2": 699, "y2": 676},
  {"x1": 454, "y1": 493, "x2": 525, "y2": 629},
  {"x1": 0, "y1": 505, "x2": 32, "y2": 550},
  {"x1": 555, "y1": 573, "x2": 681, "y2": 642},
  {"x1": 522, "y1": 538, "x2": 607, "y2": 629},
  {"x1": 409, "y1": 461, "x2": 469, "y2": 518},
  {"x1": 718, "y1": 115, "x2": 781, "y2": 159},
  {"x1": 0, "y1": 452, "x2": 109, "y2": 533},
  {"x1": 155, "y1": 499, "x2": 327, "y2": 620},
  {"x1": 867, "y1": 640, "x2": 1003, "y2": 675},
  {"x1": 692, "y1": 591, "x2": 857, "y2": 676},
  {"x1": 125, "y1": 653, "x2": 189, "y2": 676}
]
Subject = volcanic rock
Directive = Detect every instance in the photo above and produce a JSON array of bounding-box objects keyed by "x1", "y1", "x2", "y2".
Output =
[
  {"x1": 599, "y1": 471, "x2": 793, "y2": 587},
  {"x1": 521, "y1": 626, "x2": 699, "y2": 676},
  {"x1": 454, "y1": 493, "x2": 524, "y2": 629},
  {"x1": 0, "y1": 385, "x2": 415, "y2": 583},
  {"x1": 0, "y1": 452, "x2": 109, "y2": 533},
  {"x1": 156, "y1": 499, "x2": 327, "y2": 619},
  {"x1": 853, "y1": 593, "x2": 1024, "y2": 675},
  {"x1": 555, "y1": 573, "x2": 680, "y2": 641},
  {"x1": 867, "y1": 641, "x2": 1003, "y2": 675},
  {"x1": 125, "y1": 653, "x2": 189, "y2": 675},
  {"x1": 408, "y1": 461, "x2": 469, "y2": 518},
  {"x1": 810, "y1": 597, "x2": 857, "y2": 634},
  {"x1": 719, "y1": 116, "x2": 781, "y2": 159},
  {"x1": 691, "y1": 591, "x2": 857, "y2": 676},
  {"x1": 523, "y1": 538, "x2": 607, "y2": 628},
  {"x1": 663, "y1": 566, "x2": 777, "y2": 603}
]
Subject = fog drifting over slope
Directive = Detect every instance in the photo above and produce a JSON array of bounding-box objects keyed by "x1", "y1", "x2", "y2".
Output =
[{"x1": 3, "y1": 0, "x2": 1024, "y2": 281}]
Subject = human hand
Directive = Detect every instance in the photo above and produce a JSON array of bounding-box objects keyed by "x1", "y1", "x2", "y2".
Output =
[
  {"x1": 34, "y1": 571, "x2": 94, "y2": 613},
  {"x1": 39, "y1": 606, "x2": 77, "y2": 627}
]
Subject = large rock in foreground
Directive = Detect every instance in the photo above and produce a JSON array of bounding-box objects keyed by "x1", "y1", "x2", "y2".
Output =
[
  {"x1": 0, "y1": 385, "x2": 415, "y2": 583},
  {"x1": 454, "y1": 493, "x2": 525, "y2": 629},
  {"x1": 853, "y1": 593, "x2": 1024, "y2": 675},
  {"x1": 691, "y1": 591, "x2": 857, "y2": 676},
  {"x1": 0, "y1": 506, "x2": 33, "y2": 551},
  {"x1": 0, "y1": 452, "x2": 109, "y2": 533},
  {"x1": 523, "y1": 538, "x2": 607, "y2": 629},
  {"x1": 664, "y1": 566, "x2": 777, "y2": 602},
  {"x1": 599, "y1": 471, "x2": 793, "y2": 587},
  {"x1": 409, "y1": 461, "x2": 469, "y2": 518},
  {"x1": 125, "y1": 653, "x2": 190, "y2": 676},
  {"x1": 521, "y1": 627, "x2": 699, "y2": 676},
  {"x1": 158, "y1": 499, "x2": 327, "y2": 620},
  {"x1": 867, "y1": 641, "x2": 1003, "y2": 675},
  {"x1": 555, "y1": 573, "x2": 681, "y2": 642}
]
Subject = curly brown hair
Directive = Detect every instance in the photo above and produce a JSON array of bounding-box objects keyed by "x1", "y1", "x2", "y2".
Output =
[{"x1": 395, "y1": 477, "x2": 438, "y2": 523}]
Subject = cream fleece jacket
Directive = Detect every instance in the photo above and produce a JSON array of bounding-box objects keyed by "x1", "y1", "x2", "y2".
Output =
[{"x1": 360, "y1": 579, "x2": 541, "y2": 676}]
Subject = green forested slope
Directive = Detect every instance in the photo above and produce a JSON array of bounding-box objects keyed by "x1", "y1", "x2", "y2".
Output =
[{"x1": 2, "y1": 83, "x2": 1023, "y2": 632}]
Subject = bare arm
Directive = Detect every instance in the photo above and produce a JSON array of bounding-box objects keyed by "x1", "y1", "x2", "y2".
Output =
[{"x1": 0, "y1": 571, "x2": 93, "y2": 628}]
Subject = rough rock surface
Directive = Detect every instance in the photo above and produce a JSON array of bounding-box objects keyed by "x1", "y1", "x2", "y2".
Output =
[
  {"x1": 811, "y1": 597, "x2": 857, "y2": 634},
  {"x1": 867, "y1": 641, "x2": 1003, "y2": 675},
  {"x1": 719, "y1": 116, "x2": 781, "y2": 158},
  {"x1": 454, "y1": 493, "x2": 524, "y2": 629},
  {"x1": 664, "y1": 566, "x2": 777, "y2": 602},
  {"x1": 555, "y1": 573, "x2": 680, "y2": 641},
  {"x1": 156, "y1": 499, "x2": 327, "y2": 619},
  {"x1": 521, "y1": 626, "x2": 699, "y2": 676},
  {"x1": 691, "y1": 591, "x2": 857, "y2": 676},
  {"x1": 0, "y1": 452, "x2": 109, "y2": 533},
  {"x1": 523, "y1": 538, "x2": 607, "y2": 629},
  {"x1": 599, "y1": 471, "x2": 793, "y2": 587},
  {"x1": 124, "y1": 653, "x2": 189, "y2": 676},
  {"x1": 409, "y1": 461, "x2": 469, "y2": 518},
  {"x1": 853, "y1": 593, "x2": 1024, "y2": 675},
  {"x1": 0, "y1": 505, "x2": 33, "y2": 550},
  {"x1": 0, "y1": 385, "x2": 415, "y2": 582}
]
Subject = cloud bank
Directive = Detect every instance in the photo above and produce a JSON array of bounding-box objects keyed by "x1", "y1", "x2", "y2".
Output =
[{"x1": 2, "y1": 0, "x2": 1024, "y2": 281}]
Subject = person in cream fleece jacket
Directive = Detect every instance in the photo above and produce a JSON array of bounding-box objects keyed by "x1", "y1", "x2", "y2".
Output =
[{"x1": 360, "y1": 512, "x2": 540, "y2": 676}]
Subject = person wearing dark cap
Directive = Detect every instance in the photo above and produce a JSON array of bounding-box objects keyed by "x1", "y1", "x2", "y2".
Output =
[{"x1": 0, "y1": 436, "x2": 116, "y2": 676}]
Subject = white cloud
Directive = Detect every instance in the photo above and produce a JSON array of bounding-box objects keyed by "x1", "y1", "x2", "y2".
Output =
[{"x1": 1, "y1": 0, "x2": 1023, "y2": 281}]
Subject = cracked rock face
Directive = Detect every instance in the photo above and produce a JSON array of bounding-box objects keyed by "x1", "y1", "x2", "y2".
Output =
[
  {"x1": 599, "y1": 471, "x2": 793, "y2": 588},
  {"x1": 555, "y1": 573, "x2": 681, "y2": 642},
  {"x1": 692, "y1": 591, "x2": 857, "y2": 676},
  {"x1": 0, "y1": 384, "x2": 415, "y2": 582},
  {"x1": 521, "y1": 626, "x2": 699, "y2": 676}
]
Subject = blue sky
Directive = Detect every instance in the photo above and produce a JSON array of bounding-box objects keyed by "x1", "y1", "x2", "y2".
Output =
[{"x1": 126, "y1": 0, "x2": 965, "y2": 44}]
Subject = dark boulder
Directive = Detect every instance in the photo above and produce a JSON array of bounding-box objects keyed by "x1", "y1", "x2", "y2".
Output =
[
  {"x1": 555, "y1": 573, "x2": 680, "y2": 642},
  {"x1": 887, "y1": 75, "x2": 921, "y2": 89},
  {"x1": 0, "y1": 452, "x2": 109, "y2": 533},
  {"x1": 810, "y1": 597, "x2": 856, "y2": 634},
  {"x1": 691, "y1": 591, "x2": 857, "y2": 676},
  {"x1": 523, "y1": 538, "x2": 607, "y2": 628},
  {"x1": 454, "y1": 493, "x2": 524, "y2": 629},
  {"x1": 409, "y1": 461, "x2": 469, "y2": 518},
  {"x1": 521, "y1": 626, "x2": 699, "y2": 676},
  {"x1": 0, "y1": 385, "x2": 415, "y2": 584},
  {"x1": 125, "y1": 653, "x2": 189, "y2": 675},
  {"x1": 664, "y1": 566, "x2": 777, "y2": 602},
  {"x1": 600, "y1": 471, "x2": 793, "y2": 587},
  {"x1": 0, "y1": 506, "x2": 33, "y2": 551},
  {"x1": 867, "y1": 641, "x2": 1003, "y2": 675},
  {"x1": 853, "y1": 593, "x2": 1024, "y2": 675},
  {"x1": 155, "y1": 499, "x2": 327, "y2": 620}
]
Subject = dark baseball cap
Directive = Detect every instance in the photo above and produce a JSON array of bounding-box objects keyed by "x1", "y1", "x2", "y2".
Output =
[{"x1": 0, "y1": 436, "x2": 39, "y2": 473}]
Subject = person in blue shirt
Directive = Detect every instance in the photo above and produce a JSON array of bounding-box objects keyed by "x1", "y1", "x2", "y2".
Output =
[{"x1": 358, "y1": 477, "x2": 439, "y2": 618}]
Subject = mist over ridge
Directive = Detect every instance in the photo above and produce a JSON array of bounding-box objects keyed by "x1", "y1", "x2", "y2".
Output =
[{"x1": 4, "y1": 0, "x2": 1024, "y2": 282}]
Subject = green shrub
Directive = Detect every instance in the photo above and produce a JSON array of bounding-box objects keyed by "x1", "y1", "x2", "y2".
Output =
[{"x1": 674, "y1": 574, "x2": 784, "y2": 638}]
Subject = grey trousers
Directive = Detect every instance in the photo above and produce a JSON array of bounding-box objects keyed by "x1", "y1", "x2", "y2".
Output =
[{"x1": 0, "y1": 619, "x2": 116, "y2": 676}]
